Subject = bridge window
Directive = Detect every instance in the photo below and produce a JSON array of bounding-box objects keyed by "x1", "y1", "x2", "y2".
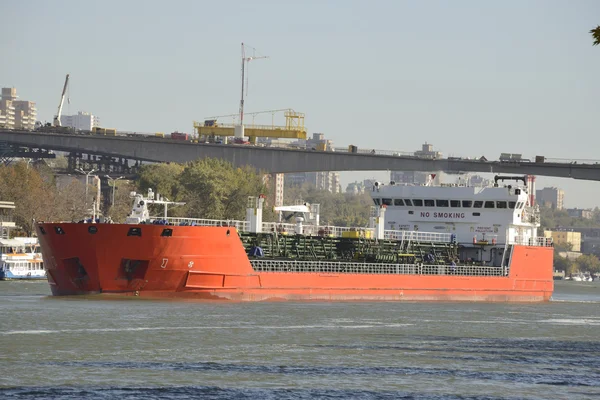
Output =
[
  {"x1": 484, "y1": 201, "x2": 495, "y2": 209},
  {"x1": 373, "y1": 198, "x2": 381, "y2": 205},
  {"x1": 462, "y1": 200, "x2": 473, "y2": 207},
  {"x1": 413, "y1": 199, "x2": 423, "y2": 207},
  {"x1": 394, "y1": 199, "x2": 404, "y2": 206},
  {"x1": 436, "y1": 200, "x2": 449, "y2": 207},
  {"x1": 473, "y1": 201, "x2": 483, "y2": 208},
  {"x1": 382, "y1": 198, "x2": 392, "y2": 206},
  {"x1": 509, "y1": 201, "x2": 516, "y2": 209},
  {"x1": 496, "y1": 201, "x2": 508, "y2": 209},
  {"x1": 404, "y1": 199, "x2": 413, "y2": 206},
  {"x1": 424, "y1": 199, "x2": 435, "y2": 207},
  {"x1": 450, "y1": 200, "x2": 461, "y2": 208}
]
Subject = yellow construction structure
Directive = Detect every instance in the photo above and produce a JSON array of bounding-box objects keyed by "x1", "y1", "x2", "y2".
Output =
[
  {"x1": 92, "y1": 127, "x2": 117, "y2": 136},
  {"x1": 193, "y1": 109, "x2": 306, "y2": 143}
]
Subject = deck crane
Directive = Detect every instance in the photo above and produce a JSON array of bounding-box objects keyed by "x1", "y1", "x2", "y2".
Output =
[
  {"x1": 53, "y1": 74, "x2": 70, "y2": 127},
  {"x1": 239, "y1": 43, "x2": 268, "y2": 130}
]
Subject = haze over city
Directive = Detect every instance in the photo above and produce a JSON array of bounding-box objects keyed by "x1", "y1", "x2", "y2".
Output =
[{"x1": 1, "y1": 0, "x2": 599, "y2": 207}]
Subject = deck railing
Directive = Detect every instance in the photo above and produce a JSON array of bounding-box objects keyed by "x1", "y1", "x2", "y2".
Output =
[
  {"x1": 165, "y1": 217, "x2": 248, "y2": 231},
  {"x1": 384, "y1": 230, "x2": 452, "y2": 243},
  {"x1": 164, "y1": 217, "x2": 378, "y2": 238},
  {"x1": 250, "y1": 259, "x2": 506, "y2": 277},
  {"x1": 508, "y1": 236, "x2": 553, "y2": 247},
  {"x1": 163, "y1": 217, "x2": 455, "y2": 243}
]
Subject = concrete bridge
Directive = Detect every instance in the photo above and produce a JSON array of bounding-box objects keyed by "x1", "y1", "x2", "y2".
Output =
[{"x1": 1, "y1": 130, "x2": 599, "y2": 181}]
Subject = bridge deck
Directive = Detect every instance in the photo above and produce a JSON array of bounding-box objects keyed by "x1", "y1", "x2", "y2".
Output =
[{"x1": 0, "y1": 129, "x2": 598, "y2": 180}]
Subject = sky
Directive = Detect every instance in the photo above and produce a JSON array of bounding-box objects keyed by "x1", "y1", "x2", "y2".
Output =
[{"x1": 1, "y1": 0, "x2": 599, "y2": 207}]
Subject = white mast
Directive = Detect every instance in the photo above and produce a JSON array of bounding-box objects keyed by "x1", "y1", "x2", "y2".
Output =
[{"x1": 237, "y1": 43, "x2": 268, "y2": 137}]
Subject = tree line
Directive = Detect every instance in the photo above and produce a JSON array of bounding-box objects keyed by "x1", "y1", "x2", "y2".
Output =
[
  {"x1": 0, "y1": 161, "x2": 85, "y2": 235},
  {"x1": 283, "y1": 184, "x2": 372, "y2": 227},
  {"x1": 538, "y1": 207, "x2": 600, "y2": 273},
  {"x1": 136, "y1": 159, "x2": 270, "y2": 221},
  {"x1": 539, "y1": 207, "x2": 600, "y2": 231},
  {"x1": 553, "y1": 245, "x2": 600, "y2": 276},
  {"x1": 0, "y1": 158, "x2": 374, "y2": 236},
  {"x1": 0, "y1": 160, "x2": 136, "y2": 234}
]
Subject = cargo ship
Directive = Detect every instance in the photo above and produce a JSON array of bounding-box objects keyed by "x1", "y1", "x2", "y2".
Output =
[{"x1": 35, "y1": 175, "x2": 554, "y2": 301}]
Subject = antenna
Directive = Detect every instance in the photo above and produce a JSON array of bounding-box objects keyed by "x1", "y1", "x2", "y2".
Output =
[{"x1": 239, "y1": 42, "x2": 268, "y2": 126}]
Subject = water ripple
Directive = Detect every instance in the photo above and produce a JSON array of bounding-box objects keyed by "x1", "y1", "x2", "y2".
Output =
[
  {"x1": 0, "y1": 386, "x2": 539, "y2": 400},
  {"x1": 44, "y1": 361, "x2": 600, "y2": 388}
]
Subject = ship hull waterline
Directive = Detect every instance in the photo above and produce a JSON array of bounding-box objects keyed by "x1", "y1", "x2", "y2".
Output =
[{"x1": 36, "y1": 223, "x2": 554, "y2": 302}]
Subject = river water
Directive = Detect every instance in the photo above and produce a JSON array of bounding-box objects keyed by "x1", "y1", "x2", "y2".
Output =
[{"x1": 1, "y1": 281, "x2": 599, "y2": 400}]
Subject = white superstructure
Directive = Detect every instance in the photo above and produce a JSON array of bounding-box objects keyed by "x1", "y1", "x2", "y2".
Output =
[
  {"x1": 369, "y1": 176, "x2": 540, "y2": 247},
  {"x1": 125, "y1": 189, "x2": 185, "y2": 224}
]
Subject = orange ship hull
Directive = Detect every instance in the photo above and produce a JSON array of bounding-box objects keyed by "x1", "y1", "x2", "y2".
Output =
[{"x1": 36, "y1": 223, "x2": 554, "y2": 302}]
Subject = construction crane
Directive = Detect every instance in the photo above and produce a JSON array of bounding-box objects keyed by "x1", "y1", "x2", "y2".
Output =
[
  {"x1": 193, "y1": 45, "x2": 306, "y2": 144},
  {"x1": 239, "y1": 43, "x2": 268, "y2": 127},
  {"x1": 207, "y1": 108, "x2": 296, "y2": 125},
  {"x1": 53, "y1": 74, "x2": 70, "y2": 127}
]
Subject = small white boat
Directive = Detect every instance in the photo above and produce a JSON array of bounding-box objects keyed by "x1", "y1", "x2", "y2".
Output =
[
  {"x1": 569, "y1": 273, "x2": 594, "y2": 282},
  {"x1": 0, "y1": 238, "x2": 45, "y2": 280}
]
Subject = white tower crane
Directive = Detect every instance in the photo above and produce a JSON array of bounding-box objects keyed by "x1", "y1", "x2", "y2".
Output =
[{"x1": 53, "y1": 74, "x2": 70, "y2": 127}]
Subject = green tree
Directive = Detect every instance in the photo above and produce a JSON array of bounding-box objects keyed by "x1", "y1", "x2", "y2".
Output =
[
  {"x1": 592, "y1": 25, "x2": 600, "y2": 46},
  {"x1": 178, "y1": 159, "x2": 268, "y2": 220},
  {"x1": 0, "y1": 162, "x2": 62, "y2": 235},
  {"x1": 553, "y1": 242, "x2": 573, "y2": 253},
  {"x1": 553, "y1": 253, "x2": 572, "y2": 273},
  {"x1": 137, "y1": 163, "x2": 185, "y2": 202},
  {"x1": 54, "y1": 177, "x2": 88, "y2": 221},
  {"x1": 539, "y1": 207, "x2": 599, "y2": 231},
  {"x1": 575, "y1": 253, "x2": 600, "y2": 274},
  {"x1": 284, "y1": 184, "x2": 372, "y2": 227},
  {"x1": 106, "y1": 180, "x2": 135, "y2": 222},
  {"x1": 47, "y1": 156, "x2": 69, "y2": 170},
  {"x1": 137, "y1": 163, "x2": 186, "y2": 217}
]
